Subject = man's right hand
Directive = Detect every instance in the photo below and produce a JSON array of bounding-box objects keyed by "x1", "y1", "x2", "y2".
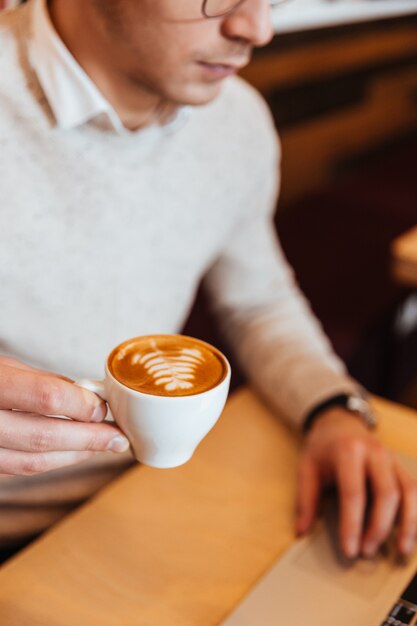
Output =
[{"x1": 0, "y1": 356, "x2": 130, "y2": 476}]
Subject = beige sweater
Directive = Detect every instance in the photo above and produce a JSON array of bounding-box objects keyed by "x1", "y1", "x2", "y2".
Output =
[{"x1": 0, "y1": 3, "x2": 359, "y2": 545}]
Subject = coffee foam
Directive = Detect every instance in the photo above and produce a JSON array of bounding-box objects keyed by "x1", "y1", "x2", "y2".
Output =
[{"x1": 108, "y1": 335, "x2": 227, "y2": 397}]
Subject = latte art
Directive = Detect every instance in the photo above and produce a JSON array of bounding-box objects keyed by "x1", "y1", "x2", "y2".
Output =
[
  {"x1": 108, "y1": 335, "x2": 227, "y2": 397},
  {"x1": 132, "y1": 344, "x2": 206, "y2": 392}
]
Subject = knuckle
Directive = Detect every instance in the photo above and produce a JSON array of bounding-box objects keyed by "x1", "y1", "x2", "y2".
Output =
[
  {"x1": 92, "y1": 425, "x2": 120, "y2": 450},
  {"x1": 343, "y1": 437, "x2": 365, "y2": 458},
  {"x1": 20, "y1": 454, "x2": 48, "y2": 476},
  {"x1": 37, "y1": 380, "x2": 64, "y2": 415},
  {"x1": 29, "y1": 428, "x2": 54, "y2": 452},
  {"x1": 85, "y1": 430, "x2": 107, "y2": 451}
]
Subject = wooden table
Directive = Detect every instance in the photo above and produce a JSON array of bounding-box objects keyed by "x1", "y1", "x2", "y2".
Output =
[
  {"x1": 392, "y1": 225, "x2": 417, "y2": 287},
  {"x1": 1, "y1": 388, "x2": 417, "y2": 625}
]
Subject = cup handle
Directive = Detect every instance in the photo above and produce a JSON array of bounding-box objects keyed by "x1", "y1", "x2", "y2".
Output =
[{"x1": 75, "y1": 379, "x2": 107, "y2": 401}]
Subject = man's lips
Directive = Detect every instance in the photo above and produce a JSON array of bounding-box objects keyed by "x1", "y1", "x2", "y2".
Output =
[{"x1": 197, "y1": 60, "x2": 248, "y2": 78}]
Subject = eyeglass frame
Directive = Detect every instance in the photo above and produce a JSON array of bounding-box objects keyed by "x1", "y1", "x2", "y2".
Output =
[{"x1": 201, "y1": 0, "x2": 291, "y2": 19}]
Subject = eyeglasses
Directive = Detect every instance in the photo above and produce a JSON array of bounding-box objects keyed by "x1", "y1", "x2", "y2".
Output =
[{"x1": 202, "y1": 0, "x2": 291, "y2": 19}]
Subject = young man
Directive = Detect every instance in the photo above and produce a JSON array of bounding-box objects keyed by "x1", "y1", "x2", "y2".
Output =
[{"x1": 0, "y1": 0, "x2": 415, "y2": 559}]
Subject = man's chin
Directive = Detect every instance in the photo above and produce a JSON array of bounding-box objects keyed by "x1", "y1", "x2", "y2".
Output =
[{"x1": 170, "y1": 80, "x2": 225, "y2": 107}]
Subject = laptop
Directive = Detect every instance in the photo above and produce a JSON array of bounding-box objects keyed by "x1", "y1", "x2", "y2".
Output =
[{"x1": 221, "y1": 454, "x2": 417, "y2": 626}]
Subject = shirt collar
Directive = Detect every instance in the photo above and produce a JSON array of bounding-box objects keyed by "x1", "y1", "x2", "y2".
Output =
[
  {"x1": 28, "y1": 0, "x2": 191, "y2": 135},
  {"x1": 29, "y1": 0, "x2": 125, "y2": 132}
]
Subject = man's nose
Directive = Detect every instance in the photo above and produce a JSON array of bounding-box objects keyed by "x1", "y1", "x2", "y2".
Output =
[{"x1": 221, "y1": 0, "x2": 274, "y2": 48}]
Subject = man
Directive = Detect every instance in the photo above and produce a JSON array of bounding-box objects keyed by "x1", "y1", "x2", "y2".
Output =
[{"x1": 0, "y1": 0, "x2": 415, "y2": 560}]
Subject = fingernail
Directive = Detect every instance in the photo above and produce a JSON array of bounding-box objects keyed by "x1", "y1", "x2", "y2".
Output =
[
  {"x1": 345, "y1": 537, "x2": 359, "y2": 558},
  {"x1": 92, "y1": 403, "x2": 106, "y2": 422},
  {"x1": 107, "y1": 435, "x2": 130, "y2": 453},
  {"x1": 362, "y1": 542, "x2": 377, "y2": 558}
]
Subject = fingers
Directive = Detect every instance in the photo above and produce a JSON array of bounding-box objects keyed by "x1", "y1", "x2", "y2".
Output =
[
  {"x1": 0, "y1": 364, "x2": 106, "y2": 422},
  {"x1": 301, "y1": 407, "x2": 417, "y2": 559},
  {"x1": 394, "y1": 461, "x2": 417, "y2": 557},
  {"x1": 296, "y1": 455, "x2": 320, "y2": 536},
  {"x1": 336, "y1": 443, "x2": 367, "y2": 558},
  {"x1": 361, "y1": 450, "x2": 401, "y2": 558},
  {"x1": 0, "y1": 448, "x2": 100, "y2": 476},
  {"x1": 0, "y1": 410, "x2": 130, "y2": 454}
]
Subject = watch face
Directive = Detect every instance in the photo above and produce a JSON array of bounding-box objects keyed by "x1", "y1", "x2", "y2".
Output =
[{"x1": 346, "y1": 396, "x2": 377, "y2": 429}]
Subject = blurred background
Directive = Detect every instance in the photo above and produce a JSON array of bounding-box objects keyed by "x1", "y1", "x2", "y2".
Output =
[
  {"x1": 2, "y1": 0, "x2": 417, "y2": 409},
  {"x1": 186, "y1": 0, "x2": 417, "y2": 411}
]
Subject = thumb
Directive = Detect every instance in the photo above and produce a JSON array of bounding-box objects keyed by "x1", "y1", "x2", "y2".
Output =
[{"x1": 295, "y1": 455, "x2": 320, "y2": 536}]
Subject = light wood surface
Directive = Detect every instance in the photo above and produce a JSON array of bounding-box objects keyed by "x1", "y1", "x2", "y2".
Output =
[
  {"x1": 392, "y1": 225, "x2": 417, "y2": 287},
  {"x1": 1, "y1": 389, "x2": 417, "y2": 625}
]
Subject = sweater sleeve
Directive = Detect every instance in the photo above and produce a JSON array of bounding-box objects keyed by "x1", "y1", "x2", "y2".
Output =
[{"x1": 203, "y1": 127, "x2": 362, "y2": 431}]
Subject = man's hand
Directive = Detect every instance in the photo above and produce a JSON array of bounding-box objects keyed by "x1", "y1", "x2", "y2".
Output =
[
  {"x1": 0, "y1": 356, "x2": 130, "y2": 476},
  {"x1": 296, "y1": 407, "x2": 417, "y2": 559}
]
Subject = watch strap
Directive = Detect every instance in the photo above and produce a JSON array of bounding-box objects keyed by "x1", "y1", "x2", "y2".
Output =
[{"x1": 303, "y1": 393, "x2": 377, "y2": 433}]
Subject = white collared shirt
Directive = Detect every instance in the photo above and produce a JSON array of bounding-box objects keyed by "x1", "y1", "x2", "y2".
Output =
[{"x1": 28, "y1": 0, "x2": 189, "y2": 134}]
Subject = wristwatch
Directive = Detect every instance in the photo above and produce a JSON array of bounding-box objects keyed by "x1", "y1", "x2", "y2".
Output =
[{"x1": 303, "y1": 393, "x2": 378, "y2": 433}]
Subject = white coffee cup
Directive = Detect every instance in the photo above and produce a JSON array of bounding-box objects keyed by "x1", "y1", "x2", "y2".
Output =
[{"x1": 77, "y1": 336, "x2": 231, "y2": 468}]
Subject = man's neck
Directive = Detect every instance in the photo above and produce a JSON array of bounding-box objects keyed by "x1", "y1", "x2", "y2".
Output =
[{"x1": 48, "y1": 0, "x2": 177, "y2": 131}]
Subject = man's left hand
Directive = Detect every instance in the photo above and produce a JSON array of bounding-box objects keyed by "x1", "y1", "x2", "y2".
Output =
[{"x1": 296, "y1": 408, "x2": 417, "y2": 559}]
